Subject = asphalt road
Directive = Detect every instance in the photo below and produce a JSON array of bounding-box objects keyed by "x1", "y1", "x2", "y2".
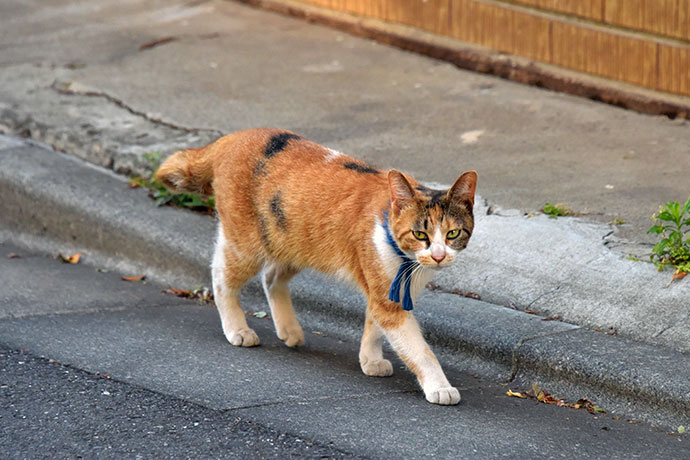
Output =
[{"x1": 0, "y1": 348, "x2": 359, "y2": 460}]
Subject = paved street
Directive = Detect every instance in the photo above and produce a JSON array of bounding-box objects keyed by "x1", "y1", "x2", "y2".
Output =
[{"x1": 0, "y1": 349, "x2": 356, "y2": 459}]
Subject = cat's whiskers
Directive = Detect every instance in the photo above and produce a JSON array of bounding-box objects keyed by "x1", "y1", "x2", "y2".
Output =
[{"x1": 410, "y1": 263, "x2": 434, "y2": 300}]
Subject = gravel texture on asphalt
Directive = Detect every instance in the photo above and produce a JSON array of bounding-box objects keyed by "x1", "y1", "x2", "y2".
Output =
[{"x1": 0, "y1": 348, "x2": 363, "y2": 460}]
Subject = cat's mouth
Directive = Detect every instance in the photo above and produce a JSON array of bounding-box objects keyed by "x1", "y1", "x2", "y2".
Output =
[{"x1": 418, "y1": 259, "x2": 451, "y2": 269}]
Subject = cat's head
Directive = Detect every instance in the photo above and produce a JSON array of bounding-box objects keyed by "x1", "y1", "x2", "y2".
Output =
[{"x1": 387, "y1": 170, "x2": 477, "y2": 268}]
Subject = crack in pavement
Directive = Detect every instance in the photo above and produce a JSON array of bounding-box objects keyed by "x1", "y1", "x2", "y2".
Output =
[
  {"x1": 526, "y1": 285, "x2": 563, "y2": 309},
  {"x1": 219, "y1": 389, "x2": 421, "y2": 413},
  {"x1": 507, "y1": 327, "x2": 581, "y2": 382},
  {"x1": 654, "y1": 312, "x2": 690, "y2": 338},
  {"x1": 50, "y1": 80, "x2": 223, "y2": 137}
]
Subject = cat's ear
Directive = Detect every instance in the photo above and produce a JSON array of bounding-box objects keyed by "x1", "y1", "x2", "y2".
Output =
[
  {"x1": 448, "y1": 170, "x2": 477, "y2": 206},
  {"x1": 388, "y1": 170, "x2": 416, "y2": 213}
]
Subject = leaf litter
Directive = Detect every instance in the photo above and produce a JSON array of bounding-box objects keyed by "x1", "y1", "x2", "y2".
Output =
[
  {"x1": 163, "y1": 286, "x2": 214, "y2": 304},
  {"x1": 57, "y1": 253, "x2": 81, "y2": 264},
  {"x1": 506, "y1": 382, "x2": 606, "y2": 415},
  {"x1": 122, "y1": 275, "x2": 146, "y2": 282}
]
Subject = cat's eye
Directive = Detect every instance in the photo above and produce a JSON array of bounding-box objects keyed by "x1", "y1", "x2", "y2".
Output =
[
  {"x1": 412, "y1": 230, "x2": 428, "y2": 240},
  {"x1": 446, "y1": 229, "x2": 461, "y2": 240}
]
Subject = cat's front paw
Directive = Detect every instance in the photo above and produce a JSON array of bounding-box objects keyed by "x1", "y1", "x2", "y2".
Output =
[
  {"x1": 361, "y1": 358, "x2": 394, "y2": 377},
  {"x1": 425, "y1": 386, "x2": 461, "y2": 405},
  {"x1": 226, "y1": 328, "x2": 260, "y2": 347},
  {"x1": 277, "y1": 326, "x2": 305, "y2": 347}
]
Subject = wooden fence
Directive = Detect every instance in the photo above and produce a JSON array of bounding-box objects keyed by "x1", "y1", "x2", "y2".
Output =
[{"x1": 292, "y1": 0, "x2": 690, "y2": 97}]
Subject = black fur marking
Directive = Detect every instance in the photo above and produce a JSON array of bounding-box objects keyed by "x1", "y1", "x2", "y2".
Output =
[
  {"x1": 264, "y1": 132, "x2": 300, "y2": 158},
  {"x1": 343, "y1": 162, "x2": 380, "y2": 175},
  {"x1": 254, "y1": 159, "x2": 266, "y2": 176},
  {"x1": 427, "y1": 190, "x2": 448, "y2": 210},
  {"x1": 415, "y1": 185, "x2": 432, "y2": 196},
  {"x1": 258, "y1": 215, "x2": 272, "y2": 251},
  {"x1": 270, "y1": 191, "x2": 287, "y2": 231}
]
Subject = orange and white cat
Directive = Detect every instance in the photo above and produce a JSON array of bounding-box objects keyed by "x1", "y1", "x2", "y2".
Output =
[{"x1": 156, "y1": 128, "x2": 477, "y2": 405}]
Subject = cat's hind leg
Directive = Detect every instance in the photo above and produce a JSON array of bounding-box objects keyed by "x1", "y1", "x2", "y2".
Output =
[
  {"x1": 261, "y1": 262, "x2": 305, "y2": 347},
  {"x1": 212, "y1": 224, "x2": 261, "y2": 347},
  {"x1": 359, "y1": 310, "x2": 393, "y2": 377}
]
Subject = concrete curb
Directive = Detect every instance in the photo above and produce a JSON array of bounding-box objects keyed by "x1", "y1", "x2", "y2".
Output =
[{"x1": 2, "y1": 139, "x2": 688, "y2": 428}]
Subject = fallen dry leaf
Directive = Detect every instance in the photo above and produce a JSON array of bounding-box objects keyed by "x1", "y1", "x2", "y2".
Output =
[
  {"x1": 58, "y1": 253, "x2": 81, "y2": 264},
  {"x1": 666, "y1": 270, "x2": 688, "y2": 288},
  {"x1": 7, "y1": 253, "x2": 21, "y2": 259},
  {"x1": 122, "y1": 275, "x2": 146, "y2": 282},
  {"x1": 524, "y1": 309, "x2": 538, "y2": 315},
  {"x1": 164, "y1": 286, "x2": 190, "y2": 297},
  {"x1": 541, "y1": 315, "x2": 561, "y2": 322},
  {"x1": 506, "y1": 389, "x2": 527, "y2": 398},
  {"x1": 506, "y1": 382, "x2": 606, "y2": 414},
  {"x1": 162, "y1": 286, "x2": 214, "y2": 303}
]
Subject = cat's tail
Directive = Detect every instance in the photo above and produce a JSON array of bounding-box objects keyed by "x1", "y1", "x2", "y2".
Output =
[{"x1": 154, "y1": 146, "x2": 215, "y2": 196}]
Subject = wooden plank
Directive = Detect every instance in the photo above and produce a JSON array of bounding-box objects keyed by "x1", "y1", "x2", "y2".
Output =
[
  {"x1": 658, "y1": 44, "x2": 690, "y2": 96},
  {"x1": 604, "y1": 0, "x2": 690, "y2": 42},
  {"x1": 509, "y1": 0, "x2": 603, "y2": 21},
  {"x1": 381, "y1": 0, "x2": 451, "y2": 36},
  {"x1": 339, "y1": 0, "x2": 386, "y2": 17},
  {"x1": 604, "y1": 0, "x2": 644, "y2": 30},
  {"x1": 297, "y1": 0, "x2": 331, "y2": 8},
  {"x1": 511, "y1": 6, "x2": 551, "y2": 61},
  {"x1": 449, "y1": 0, "x2": 549, "y2": 61},
  {"x1": 449, "y1": 0, "x2": 476, "y2": 43},
  {"x1": 680, "y1": 0, "x2": 690, "y2": 42},
  {"x1": 551, "y1": 21, "x2": 657, "y2": 89}
]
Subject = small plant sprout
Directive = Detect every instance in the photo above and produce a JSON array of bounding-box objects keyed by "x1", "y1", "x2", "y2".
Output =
[
  {"x1": 542, "y1": 202, "x2": 572, "y2": 219},
  {"x1": 129, "y1": 151, "x2": 215, "y2": 214},
  {"x1": 647, "y1": 197, "x2": 690, "y2": 284}
]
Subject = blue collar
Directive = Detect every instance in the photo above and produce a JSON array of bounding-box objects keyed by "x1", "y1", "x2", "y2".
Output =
[{"x1": 382, "y1": 210, "x2": 416, "y2": 311}]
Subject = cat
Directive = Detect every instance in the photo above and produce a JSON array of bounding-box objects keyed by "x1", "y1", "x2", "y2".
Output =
[{"x1": 155, "y1": 128, "x2": 477, "y2": 405}]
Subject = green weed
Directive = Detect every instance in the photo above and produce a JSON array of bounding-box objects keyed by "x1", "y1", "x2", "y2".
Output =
[
  {"x1": 130, "y1": 152, "x2": 215, "y2": 214},
  {"x1": 542, "y1": 202, "x2": 571, "y2": 218},
  {"x1": 647, "y1": 198, "x2": 690, "y2": 275}
]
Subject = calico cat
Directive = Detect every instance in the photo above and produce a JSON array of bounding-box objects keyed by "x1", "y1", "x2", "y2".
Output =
[{"x1": 156, "y1": 128, "x2": 477, "y2": 405}]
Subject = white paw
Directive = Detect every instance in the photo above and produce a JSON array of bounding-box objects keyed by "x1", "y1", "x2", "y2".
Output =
[
  {"x1": 425, "y1": 386, "x2": 461, "y2": 405},
  {"x1": 277, "y1": 326, "x2": 305, "y2": 347},
  {"x1": 226, "y1": 328, "x2": 260, "y2": 347},
  {"x1": 361, "y1": 359, "x2": 394, "y2": 377}
]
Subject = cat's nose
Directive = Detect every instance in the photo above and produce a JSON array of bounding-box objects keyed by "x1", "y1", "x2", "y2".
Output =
[{"x1": 430, "y1": 244, "x2": 446, "y2": 264}]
